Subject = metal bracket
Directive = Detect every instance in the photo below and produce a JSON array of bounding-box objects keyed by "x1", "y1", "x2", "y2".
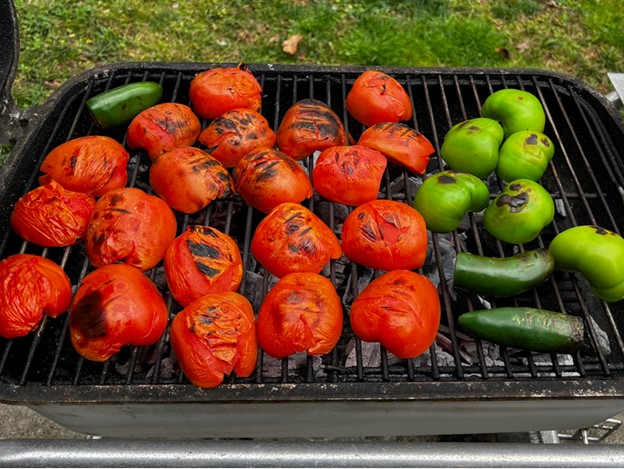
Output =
[{"x1": 606, "y1": 72, "x2": 624, "y2": 109}]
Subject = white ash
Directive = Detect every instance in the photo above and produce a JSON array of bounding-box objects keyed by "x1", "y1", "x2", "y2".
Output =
[{"x1": 261, "y1": 352, "x2": 325, "y2": 379}]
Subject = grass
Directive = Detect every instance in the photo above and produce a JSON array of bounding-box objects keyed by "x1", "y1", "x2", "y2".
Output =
[{"x1": 7, "y1": 0, "x2": 624, "y2": 109}]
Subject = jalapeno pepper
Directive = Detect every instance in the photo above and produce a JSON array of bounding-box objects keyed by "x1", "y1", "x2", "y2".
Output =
[
  {"x1": 496, "y1": 130, "x2": 555, "y2": 183},
  {"x1": 412, "y1": 170, "x2": 490, "y2": 233},
  {"x1": 481, "y1": 88, "x2": 546, "y2": 138},
  {"x1": 439, "y1": 117, "x2": 504, "y2": 179},
  {"x1": 483, "y1": 179, "x2": 554, "y2": 244},
  {"x1": 548, "y1": 225, "x2": 624, "y2": 302}
]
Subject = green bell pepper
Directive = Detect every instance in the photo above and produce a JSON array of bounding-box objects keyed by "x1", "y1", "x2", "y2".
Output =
[
  {"x1": 412, "y1": 170, "x2": 490, "y2": 233},
  {"x1": 496, "y1": 130, "x2": 555, "y2": 183},
  {"x1": 439, "y1": 117, "x2": 504, "y2": 179},
  {"x1": 481, "y1": 88, "x2": 546, "y2": 138},
  {"x1": 549, "y1": 225, "x2": 624, "y2": 302},
  {"x1": 483, "y1": 179, "x2": 554, "y2": 244}
]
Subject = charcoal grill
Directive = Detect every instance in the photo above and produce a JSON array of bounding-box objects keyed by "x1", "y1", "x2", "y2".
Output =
[{"x1": 1, "y1": 0, "x2": 624, "y2": 448}]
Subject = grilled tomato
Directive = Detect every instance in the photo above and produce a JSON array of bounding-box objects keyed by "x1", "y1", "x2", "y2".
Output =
[
  {"x1": 70, "y1": 264, "x2": 168, "y2": 362},
  {"x1": 358, "y1": 122, "x2": 435, "y2": 174},
  {"x1": 189, "y1": 63, "x2": 262, "y2": 120},
  {"x1": 10, "y1": 180, "x2": 96, "y2": 247},
  {"x1": 170, "y1": 291, "x2": 257, "y2": 388},
  {"x1": 198, "y1": 108, "x2": 277, "y2": 168},
  {"x1": 251, "y1": 202, "x2": 342, "y2": 278},
  {"x1": 0, "y1": 254, "x2": 72, "y2": 339},
  {"x1": 164, "y1": 225, "x2": 243, "y2": 307},
  {"x1": 86, "y1": 188, "x2": 177, "y2": 271},
  {"x1": 149, "y1": 147, "x2": 234, "y2": 214},
  {"x1": 341, "y1": 199, "x2": 428, "y2": 271},
  {"x1": 126, "y1": 102, "x2": 201, "y2": 161},
  {"x1": 350, "y1": 270, "x2": 441, "y2": 359},
  {"x1": 256, "y1": 272, "x2": 343, "y2": 358},
  {"x1": 232, "y1": 147, "x2": 313, "y2": 214},
  {"x1": 312, "y1": 145, "x2": 387, "y2": 206},
  {"x1": 276, "y1": 99, "x2": 347, "y2": 160},
  {"x1": 345, "y1": 70, "x2": 413, "y2": 127},
  {"x1": 39, "y1": 136, "x2": 129, "y2": 197}
]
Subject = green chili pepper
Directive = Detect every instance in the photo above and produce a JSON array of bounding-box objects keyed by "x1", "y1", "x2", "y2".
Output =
[
  {"x1": 458, "y1": 307, "x2": 584, "y2": 354},
  {"x1": 496, "y1": 130, "x2": 555, "y2": 183},
  {"x1": 481, "y1": 88, "x2": 546, "y2": 138},
  {"x1": 439, "y1": 117, "x2": 504, "y2": 179},
  {"x1": 86, "y1": 81, "x2": 163, "y2": 129},
  {"x1": 412, "y1": 170, "x2": 490, "y2": 233},
  {"x1": 483, "y1": 179, "x2": 554, "y2": 244},
  {"x1": 454, "y1": 248, "x2": 555, "y2": 296},
  {"x1": 549, "y1": 225, "x2": 624, "y2": 302}
]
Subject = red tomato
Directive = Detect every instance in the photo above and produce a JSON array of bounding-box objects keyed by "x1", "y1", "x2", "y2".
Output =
[
  {"x1": 0, "y1": 254, "x2": 72, "y2": 339},
  {"x1": 10, "y1": 180, "x2": 96, "y2": 247},
  {"x1": 149, "y1": 147, "x2": 234, "y2": 214},
  {"x1": 189, "y1": 63, "x2": 262, "y2": 120},
  {"x1": 70, "y1": 264, "x2": 168, "y2": 362},
  {"x1": 276, "y1": 99, "x2": 347, "y2": 160},
  {"x1": 256, "y1": 272, "x2": 343, "y2": 358},
  {"x1": 38, "y1": 136, "x2": 129, "y2": 197},
  {"x1": 346, "y1": 70, "x2": 413, "y2": 127},
  {"x1": 358, "y1": 122, "x2": 435, "y2": 174},
  {"x1": 126, "y1": 103, "x2": 201, "y2": 161},
  {"x1": 312, "y1": 145, "x2": 387, "y2": 206},
  {"x1": 251, "y1": 203, "x2": 342, "y2": 278},
  {"x1": 86, "y1": 188, "x2": 177, "y2": 271},
  {"x1": 341, "y1": 199, "x2": 428, "y2": 271},
  {"x1": 350, "y1": 270, "x2": 440, "y2": 358},
  {"x1": 164, "y1": 225, "x2": 243, "y2": 307},
  {"x1": 198, "y1": 108, "x2": 277, "y2": 168},
  {"x1": 232, "y1": 147, "x2": 313, "y2": 214},
  {"x1": 170, "y1": 291, "x2": 257, "y2": 388}
]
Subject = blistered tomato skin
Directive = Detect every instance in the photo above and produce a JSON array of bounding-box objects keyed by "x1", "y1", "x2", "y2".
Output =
[
  {"x1": 341, "y1": 199, "x2": 428, "y2": 271},
  {"x1": 86, "y1": 188, "x2": 177, "y2": 271},
  {"x1": 126, "y1": 103, "x2": 201, "y2": 161},
  {"x1": 164, "y1": 225, "x2": 244, "y2": 307},
  {"x1": 10, "y1": 180, "x2": 96, "y2": 247},
  {"x1": 38, "y1": 136, "x2": 129, "y2": 197},
  {"x1": 189, "y1": 63, "x2": 263, "y2": 120},
  {"x1": 251, "y1": 202, "x2": 342, "y2": 278},
  {"x1": 170, "y1": 292, "x2": 258, "y2": 388},
  {"x1": 149, "y1": 147, "x2": 234, "y2": 214},
  {"x1": 256, "y1": 272, "x2": 343, "y2": 359},
  {"x1": 0, "y1": 254, "x2": 72, "y2": 339},
  {"x1": 70, "y1": 264, "x2": 168, "y2": 362},
  {"x1": 199, "y1": 108, "x2": 277, "y2": 168}
]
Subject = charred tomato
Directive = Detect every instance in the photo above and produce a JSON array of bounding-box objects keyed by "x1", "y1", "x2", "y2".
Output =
[
  {"x1": 256, "y1": 272, "x2": 343, "y2": 358},
  {"x1": 170, "y1": 291, "x2": 257, "y2": 388},
  {"x1": 341, "y1": 199, "x2": 428, "y2": 271},
  {"x1": 0, "y1": 254, "x2": 72, "y2": 339},
  {"x1": 86, "y1": 188, "x2": 177, "y2": 271},
  {"x1": 276, "y1": 99, "x2": 347, "y2": 160},
  {"x1": 149, "y1": 147, "x2": 234, "y2": 214},
  {"x1": 251, "y1": 202, "x2": 342, "y2": 278},
  {"x1": 198, "y1": 108, "x2": 277, "y2": 168},
  {"x1": 232, "y1": 147, "x2": 313, "y2": 214},
  {"x1": 189, "y1": 63, "x2": 263, "y2": 120},
  {"x1": 70, "y1": 264, "x2": 168, "y2": 362},
  {"x1": 312, "y1": 145, "x2": 387, "y2": 206},
  {"x1": 126, "y1": 102, "x2": 201, "y2": 161},
  {"x1": 39, "y1": 136, "x2": 129, "y2": 197},
  {"x1": 350, "y1": 270, "x2": 441, "y2": 359},
  {"x1": 10, "y1": 180, "x2": 96, "y2": 247}
]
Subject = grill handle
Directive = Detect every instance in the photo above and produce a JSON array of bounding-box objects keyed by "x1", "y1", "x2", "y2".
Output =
[{"x1": 0, "y1": 0, "x2": 20, "y2": 146}]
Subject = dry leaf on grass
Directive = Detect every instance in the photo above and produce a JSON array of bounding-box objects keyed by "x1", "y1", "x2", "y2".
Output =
[{"x1": 282, "y1": 34, "x2": 303, "y2": 55}]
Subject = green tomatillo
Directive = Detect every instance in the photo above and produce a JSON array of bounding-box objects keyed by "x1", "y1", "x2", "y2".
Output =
[
  {"x1": 549, "y1": 225, "x2": 624, "y2": 302},
  {"x1": 496, "y1": 130, "x2": 554, "y2": 183},
  {"x1": 413, "y1": 170, "x2": 490, "y2": 233},
  {"x1": 439, "y1": 117, "x2": 504, "y2": 179},
  {"x1": 481, "y1": 88, "x2": 546, "y2": 138},
  {"x1": 483, "y1": 179, "x2": 554, "y2": 244}
]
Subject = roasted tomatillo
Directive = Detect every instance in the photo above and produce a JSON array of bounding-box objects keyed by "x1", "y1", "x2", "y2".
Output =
[
  {"x1": 413, "y1": 170, "x2": 490, "y2": 233},
  {"x1": 481, "y1": 88, "x2": 546, "y2": 138},
  {"x1": 497, "y1": 130, "x2": 554, "y2": 183},
  {"x1": 483, "y1": 179, "x2": 554, "y2": 244},
  {"x1": 549, "y1": 225, "x2": 624, "y2": 302}
]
